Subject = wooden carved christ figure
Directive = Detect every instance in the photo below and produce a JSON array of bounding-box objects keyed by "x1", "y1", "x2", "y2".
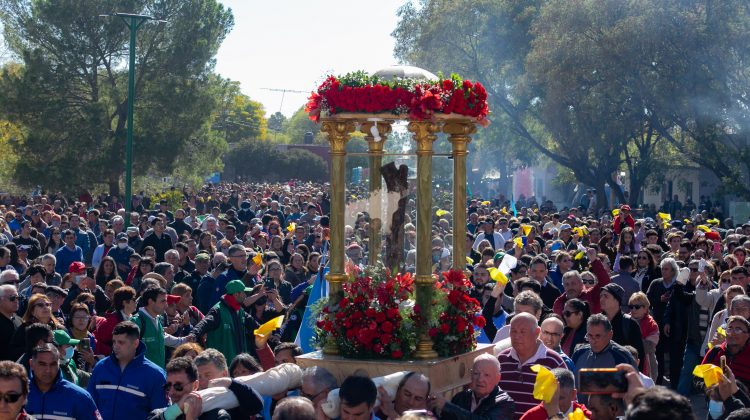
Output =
[{"x1": 380, "y1": 161, "x2": 409, "y2": 273}]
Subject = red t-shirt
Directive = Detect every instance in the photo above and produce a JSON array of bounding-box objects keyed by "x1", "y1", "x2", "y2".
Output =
[{"x1": 520, "y1": 402, "x2": 592, "y2": 420}]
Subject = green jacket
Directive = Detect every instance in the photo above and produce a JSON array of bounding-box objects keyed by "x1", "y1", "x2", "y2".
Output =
[
  {"x1": 194, "y1": 298, "x2": 257, "y2": 364},
  {"x1": 132, "y1": 310, "x2": 166, "y2": 369}
]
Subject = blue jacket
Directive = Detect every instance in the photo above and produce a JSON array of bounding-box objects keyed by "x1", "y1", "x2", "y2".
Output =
[
  {"x1": 211, "y1": 267, "x2": 246, "y2": 308},
  {"x1": 54, "y1": 245, "x2": 83, "y2": 275},
  {"x1": 27, "y1": 371, "x2": 101, "y2": 420},
  {"x1": 87, "y1": 341, "x2": 167, "y2": 420}
]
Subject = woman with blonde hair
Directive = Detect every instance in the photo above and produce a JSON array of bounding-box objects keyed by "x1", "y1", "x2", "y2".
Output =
[
  {"x1": 10, "y1": 293, "x2": 63, "y2": 359},
  {"x1": 628, "y1": 292, "x2": 659, "y2": 381}
]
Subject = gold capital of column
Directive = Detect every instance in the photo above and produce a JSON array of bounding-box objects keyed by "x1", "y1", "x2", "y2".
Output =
[
  {"x1": 361, "y1": 120, "x2": 392, "y2": 153},
  {"x1": 443, "y1": 120, "x2": 476, "y2": 155},
  {"x1": 321, "y1": 119, "x2": 357, "y2": 155},
  {"x1": 407, "y1": 121, "x2": 440, "y2": 155}
]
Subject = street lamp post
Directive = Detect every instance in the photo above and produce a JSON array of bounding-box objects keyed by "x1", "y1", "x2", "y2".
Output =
[{"x1": 100, "y1": 13, "x2": 165, "y2": 220}]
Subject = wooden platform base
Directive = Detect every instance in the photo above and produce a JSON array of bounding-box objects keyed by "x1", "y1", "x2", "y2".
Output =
[{"x1": 296, "y1": 344, "x2": 494, "y2": 396}]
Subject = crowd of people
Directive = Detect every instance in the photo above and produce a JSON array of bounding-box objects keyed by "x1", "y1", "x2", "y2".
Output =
[{"x1": 0, "y1": 182, "x2": 748, "y2": 419}]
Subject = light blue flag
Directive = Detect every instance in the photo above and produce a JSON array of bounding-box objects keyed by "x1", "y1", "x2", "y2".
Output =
[
  {"x1": 509, "y1": 194, "x2": 517, "y2": 216},
  {"x1": 295, "y1": 243, "x2": 329, "y2": 353}
]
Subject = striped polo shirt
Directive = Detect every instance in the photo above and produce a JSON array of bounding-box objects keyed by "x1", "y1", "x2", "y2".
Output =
[{"x1": 498, "y1": 341, "x2": 566, "y2": 419}]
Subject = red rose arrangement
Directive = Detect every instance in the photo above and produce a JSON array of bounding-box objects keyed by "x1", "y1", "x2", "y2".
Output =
[
  {"x1": 429, "y1": 269, "x2": 486, "y2": 357},
  {"x1": 305, "y1": 71, "x2": 489, "y2": 124},
  {"x1": 316, "y1": 267, "x2": 418, "y2": 359}
]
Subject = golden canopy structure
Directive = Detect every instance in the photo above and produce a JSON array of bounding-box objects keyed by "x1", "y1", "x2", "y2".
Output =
[{"x1": 308, "y1": 66, "x2": 488, "y2": 359}]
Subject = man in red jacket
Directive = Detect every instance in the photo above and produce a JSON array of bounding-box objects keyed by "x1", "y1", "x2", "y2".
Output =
[
  {"x1": 520, "y1": 368, "x2": 591, "y2": 420},
  {"x1": 702, "y1": 315, "x2": 750, "y2": 389},
  {"x1": 613, "y1": 205, "x2": 635, "y2": 235},
  {"x1": 553, "y1": 248, "x2": 610, "y2": 317}
]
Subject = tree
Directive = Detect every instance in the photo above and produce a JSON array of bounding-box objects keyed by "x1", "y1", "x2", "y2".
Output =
[
  {"x1": 213, "y1": 79, "x2": 267, "y2": 143},
  {"x1": 223, "y1": 139, "x2": 328, "y2": 182},
  {"x1": 268, "y1": 111, "x2": 286, "y2": 134},
  {"x1": 0, "y1": 0, "x2": 234, "y2": 195}
]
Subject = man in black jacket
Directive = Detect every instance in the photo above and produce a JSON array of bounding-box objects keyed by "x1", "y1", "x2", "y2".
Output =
[
  {"x1": 600, "y1": 283, "x2": 645, "y2": 370},
  {"x1": 148, "y1": 355, "x2": 263, "y2": 420},
  {"x1": 428, "y1": 353, "x2": 515, "y2": 419}
]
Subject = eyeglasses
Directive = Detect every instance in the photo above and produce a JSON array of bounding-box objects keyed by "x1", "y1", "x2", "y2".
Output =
[
  {"x1": 541, "y1": 330, "x2": 562, "y2": 337},
  {"x1": 726, "y1": 327, "x2": 749, "y2": 334},
  {"x1": 628, "y1": 304, "x2": 644, "y2": 310},
  {"x1": 2, "y1": 295, "x2": 19, "y2": 302},
  {"x1": 582, "y1": 279, "x2": 596, "y2": 285},
  {"x1": 300, "y1": 389, "x2": 325, "y2": 401},
  {"x1": 163, "y1": 382, "x2": 186, "y2": 392},
  {"x1": 0, "y1": 392, "x2": 22, "y2": 404},
  {"x1": 563, "y1": 310, "x2": 580, "y2": 317}
]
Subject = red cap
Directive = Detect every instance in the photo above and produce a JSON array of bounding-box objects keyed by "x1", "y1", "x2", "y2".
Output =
[
  {"x1": 166, "y1": 294, "x2": 181, "y2": 305},
  {"x1": 68, "y1": 261, "x2": 86, "y2": 274},
  {"x1": 620, "y1": 205, "x2": 631, "y2": 212},
  {"x1": 705, "y1": 231, "x2": 721, "y2": 242}
]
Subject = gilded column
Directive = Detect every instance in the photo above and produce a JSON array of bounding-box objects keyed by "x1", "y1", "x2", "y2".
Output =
[
  {"x1": 320, "y1": 118, "x2": 356, "y2": 355},
  {"x1": 408, "y1": 120, "x2": 440, "y2": 359},
  {"x1": 361, "y1": 120, "x2": 392, "y2": 266},
  {"x1": 444, "y1": 120, "x2": 476, "y2": 270}
]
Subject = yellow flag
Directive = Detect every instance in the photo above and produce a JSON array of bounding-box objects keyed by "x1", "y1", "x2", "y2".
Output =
[
  {"x1": 684, "y1": 219, "x2": 691, "y2": 224},
  {"x1": 287, "y1": 222, "x2": 296, "y2": 233},
  {"x1": 568, "y1": 408, "x2": 586, "y2": 420},
  {"x1": 612, "y1": 209, "x2": 620, "y2": 217},
  {"x1": 501, "y1": 207, "x2": 508, "y2": 214},
  {"x1": 254, "y1": 315, "x2": 285, "y2": 337},
  {"x1": 521, "y1": 225, "x2": 532, "y2": 236},
  {"x1": 488, "y1": 267, "x2": 509, "y2": 286},
  {"x1": 531, "y1": 364, "x2": 557, "y2": 403},
  {"x1": 658, "y1": 212, "x2": 672, "y2": 221},
  {"x1": 693, "y1": 364, "x2": 724, "y2": 388},
  {"x1": 707, "y1": 218, "x2": 720, "y2": 225},
  {"x1": 573, "y1": 227, "x2": 589, "y2": 236},
  {"x1": 466, "y1": 256, "x2": 474, "y2": 265},
  {"x1": 514, "y1": 237, "x2": 524, "y2": 249},
  {"x1": 481, "y1": 201, "x2": 491, "y2": 206},
  {"x1": 574, "y1": 250, "x2": 585, "y2": 260},
  {"x1": 697, "y1": 225, "x2": 711, "y2": 232},
  {"x1": 718, "y1": 326, "x2": 726, "y2": 338},
  {"x1": 252, "y1": 253, "x2": 263, "y2": 267},
  {"x1": 436, "y1": 209, "x2": 449, "y2": 217}
]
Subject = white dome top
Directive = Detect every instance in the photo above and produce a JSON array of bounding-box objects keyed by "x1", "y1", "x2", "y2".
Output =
[{"x1": 373, "y1": 65, "x2": 438, "y2": 81}]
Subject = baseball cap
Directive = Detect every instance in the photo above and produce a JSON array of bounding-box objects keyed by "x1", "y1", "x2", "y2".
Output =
[
  {"x1": 68, "y1": 261, "x2": 86, "y2": 274},
  {"x1": 116, "y1": 232, "x2": 128, "y2": 241},
  {"x1": 194, "y1": 253, "x2": 210, "y2": 263},
  {"x1": 53, "y1": 329, "x2": 80, "y2": 346},
  {"x1": 225, "y1": 279, "x2": 252, "y2": 295},
  {"x1": 166, "y1": 294, "x2": 181, "y2": 305}
]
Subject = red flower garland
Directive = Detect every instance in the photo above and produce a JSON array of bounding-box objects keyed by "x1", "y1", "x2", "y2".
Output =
[{"x1": 305, "y1": 74, "x2": 489, "y2": 123}]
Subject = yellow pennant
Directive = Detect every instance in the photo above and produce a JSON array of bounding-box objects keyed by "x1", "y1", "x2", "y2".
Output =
[
  {"x1": 697, "y1": 225, "x2": 711, "y2": 233},
  {"x1": 573, "y1": 226, "x2": 589, "y2": 236},
  {"x1": 488, "y1": 267, "x2": 509, "y2": 286},
  {"x1": 501, "y1": 207, "x2": 508, "y2": 214},
  {"x1": 707, "y1": 218, "x2": 720, "y2": 225},
  {"x1": 287, "y1": 222, "x2": 296, "y2": 233},
  {"x1": 612, "y1": 209, "x2": 620, "y2": 217},
  {"x1": 574, "y1": 250, "x2": 585, "y2": 260},
  {"x1": 684, "y1": 219, "x2": 692, "y2": 224},
  {"x1": 466, "y1": 256, "x2": 474, "y2": 265},
  {"x1": 514, "y1": 237, "x2": 524, "y2": 249},
  {"x1": 481, "y1": 201, "x2": 491, "y2": 206},
  {"x1": 658, "y1": 212, "x2": 672, "y2": 221},
  {"x1": 718, "y1": 326, "x2": 726, "y2": 338},
  {"x1": 693, "y1": 364, "x2": 723, "y2": 388},
  {"x1": 531, "y1": 364, "x2": 557, "y2": 403},
  {"x1": 436, "y1": 209, "x2": 449, "y2": 217},
  {"x1": 254, "y1": 315, "x2": 284, "y2": 338},
  {"x1": 252, "y1": 252, "x2": 263, "y2": 267},
  {"x1": 569, "y1": 408, "x2": 586, "y2": 420},
  {"x1": 521, "y1": 225, "x2": 532, "y2": 236}
]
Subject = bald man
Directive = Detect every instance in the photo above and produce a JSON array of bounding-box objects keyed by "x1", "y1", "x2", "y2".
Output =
[
  {"x1": 540, "y1": 317, "x2": 575, "y2": 371},
  {"x1": 498, "y1": 313, "x2": 566, "y2": 418}
]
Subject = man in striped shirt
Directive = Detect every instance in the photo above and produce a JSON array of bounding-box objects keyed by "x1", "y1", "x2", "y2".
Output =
[{"x1": 498, "y1": 313, "x2": 566, "y2": 419}]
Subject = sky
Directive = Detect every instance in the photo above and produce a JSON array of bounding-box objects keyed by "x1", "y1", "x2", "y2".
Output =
[{"x1": 215, "y1": 0, "x2": 409, "y2": 118}]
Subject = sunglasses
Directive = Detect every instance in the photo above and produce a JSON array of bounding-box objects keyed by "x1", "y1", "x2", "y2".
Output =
[
  {"x1": 628, "y1": 304, "x2": 644, "y2": 310},
  {"x1": 582, "y1": 279, "x2": 596, "y2": 285},
  {"x1": 163, "y1": 382, "x2": 186, "y2": 392},
  {"x1": 563, "y1": 310, "x2": 580, "y2": 317},
  {"x1": 0, "y1": 392, "x2": 22, "y2": 403},
  {"x1": 4, "y1": 295, "x2": 19, "y2": 302}
]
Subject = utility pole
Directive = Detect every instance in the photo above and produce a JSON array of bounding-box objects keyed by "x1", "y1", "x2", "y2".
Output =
[{"x1": 100, "y1": 13, "x2": 166, "y2": 221}]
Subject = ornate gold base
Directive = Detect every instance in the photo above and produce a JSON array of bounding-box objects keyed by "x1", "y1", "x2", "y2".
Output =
[
  {"x1": 322, "y1": 337, "x2": 339, "y2": 355},
  {"x1": 414, "y1": 334, "x2": 438, "y2": 359}
]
